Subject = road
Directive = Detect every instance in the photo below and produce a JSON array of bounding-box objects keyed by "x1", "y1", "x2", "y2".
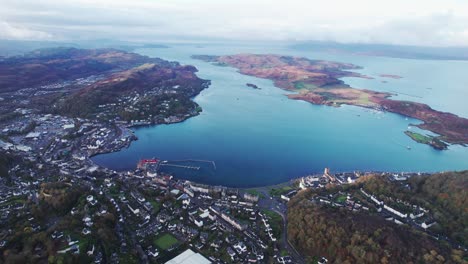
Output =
[{"x1": 256, "y1": 188, "x2": 304, "y2": 264}]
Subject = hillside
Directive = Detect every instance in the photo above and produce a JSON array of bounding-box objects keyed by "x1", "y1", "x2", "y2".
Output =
[
  {"x1": 0, "y1": 47, "x2": 168, "y2": 92},
  {"x1": 0, "y1": 47, "x2": 210, "y2": 122},
  {"x1": 287, "y1": 171, "x2": 468, "y2": 263},
  {"x1": 53, "y1": 63, "x2": 208, "y2": 119}
]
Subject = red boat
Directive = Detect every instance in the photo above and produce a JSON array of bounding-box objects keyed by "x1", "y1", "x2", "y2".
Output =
[{"x1": 137, "y1": 158, "x2": 159, "y2": 169}]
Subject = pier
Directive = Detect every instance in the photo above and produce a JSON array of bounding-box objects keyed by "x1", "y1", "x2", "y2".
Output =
[
  {"x1": 169, "y1": 159, "x2": 217, "y2": 170},
  {"x1": 138, "y1": 158, "x2": 216, "y2": 172},
  {"x1": 159, "y1": 163, "x2": 201, "y2": 170}
]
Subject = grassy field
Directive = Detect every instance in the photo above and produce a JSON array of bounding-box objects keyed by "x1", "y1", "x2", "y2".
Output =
[
  {"x1": 336, "y1": 195, "x2": 347, "y2": 203},
  {"x1": 404, "y1": 130, "x2": 448, "y2": 150},
  {"x1": 154, "y1": 233, "x2": 178, "y2": 250},
  {"x1": 269, "y1": 186, "x2": 293, "y2": 197},
  {"x1": 405, "y1": 131, "x2": 431, "y2": 143},
  {"x1": 245, "y1": 189, "x2": 265, "y2": 198}
]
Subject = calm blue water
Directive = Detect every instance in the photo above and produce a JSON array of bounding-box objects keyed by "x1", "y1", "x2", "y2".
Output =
[{"x1": 92, "y1": 43, "x2": 468, "y2": 187}]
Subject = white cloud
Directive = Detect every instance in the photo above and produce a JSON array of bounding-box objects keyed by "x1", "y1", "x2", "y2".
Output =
[
  {"x1": 0, "y1": 21, "x2": 52, "y2": 40},
  {"x1": 0, "y1": 0, "x2": 467, "y2": 46}
]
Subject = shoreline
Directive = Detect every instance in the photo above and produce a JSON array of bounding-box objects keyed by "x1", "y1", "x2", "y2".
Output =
[
  {"x1": 86, "y1": 109, "x2": 464, "y2": 189},
  {"x1": 87, "y1": 53, "x2": 466, "y2": 186},
  {"x1": 88, "y1": 109, "x2": 202, "y2": 162},
  {"x1": 192, "y1": 53, "x2": 468, "y2": 150},
  {"x1": 165, "y1": 169, "x2": 450, "y2": 190},
  {"x1": 89, "y1": 152, "x2": 457, "y2": 189}
]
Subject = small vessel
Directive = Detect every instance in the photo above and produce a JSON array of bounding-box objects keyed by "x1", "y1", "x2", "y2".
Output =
[
  {"x1": 137, "y1": 158, "x2": 160, "y2": 169},
  {"x1": 407, "y1": 146, "x2": 411, "y2": 150}
]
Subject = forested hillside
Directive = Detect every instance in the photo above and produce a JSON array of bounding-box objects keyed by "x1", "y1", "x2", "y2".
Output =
[{"x1": 287, "y1": 171, "x2": 467, "y2": 264}]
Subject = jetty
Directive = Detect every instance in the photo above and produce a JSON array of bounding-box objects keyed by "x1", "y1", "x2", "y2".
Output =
[
  {"x1": 138, "y1": 158, "x2": 216, "y2": 172},
  {"x1": 159, "y1": 163, "x2": 200, "y2": 170},
  {"x1": 170, "y1": 159, "x2": 217, "y2": 170}
]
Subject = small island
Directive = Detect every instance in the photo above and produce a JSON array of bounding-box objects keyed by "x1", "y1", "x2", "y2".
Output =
[
  {"x1": 246, "y1": 83, "x2": 261, "y2": 89},
  {"x1": 404, "y1": 131, "x2": 449, "y2": 150},
  {"x1": 193, "y1": 54, "x2": 468, "y2": 150}
]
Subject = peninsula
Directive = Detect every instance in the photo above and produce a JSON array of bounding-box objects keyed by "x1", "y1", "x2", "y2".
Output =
[
  {"x1": 0, "y1": 47, "x2": 210, "y2": 125},
  {"x1": 193, "y1": 54, "x2": 468, "y2": 149}
]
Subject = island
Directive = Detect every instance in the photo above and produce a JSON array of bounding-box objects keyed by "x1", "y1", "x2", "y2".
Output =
[
  {"x1": 192, "y1": 54, "x2": 468, "y2": 150},
  {"x1": 246, "y1": 83, "x2": 261, "y2": 89},
  {"x1": 404, "y1": 131, "x2": 448, "y2": 150}
]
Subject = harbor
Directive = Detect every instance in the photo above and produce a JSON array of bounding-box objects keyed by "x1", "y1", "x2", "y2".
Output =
[{"x1": 137, "y1": 158, "x2": 217, "y2": 176}]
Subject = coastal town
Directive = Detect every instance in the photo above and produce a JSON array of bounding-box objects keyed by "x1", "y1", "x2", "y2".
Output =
[
  {"x1": 0, "y1": 47, "x2": 466, "y2": 264},
  {"x1": 302, "y1": 170, "x2": 463, "y2": 248},
  {"x1": 1, "y1": 105, "x2": 464, "y2": 263},
  {"x1": 0, "y1": 101, "x2": 296, "y2": 262}
]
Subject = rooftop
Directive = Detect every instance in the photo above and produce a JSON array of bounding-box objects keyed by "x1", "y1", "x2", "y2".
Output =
[{"x1": 165, "y1": 249, "x2": 211, "y2": 264}]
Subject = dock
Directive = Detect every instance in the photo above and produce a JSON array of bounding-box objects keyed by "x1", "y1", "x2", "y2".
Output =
[
  {"x1": 170, "y1": 159, "x2": 217, "y2": 170},
  {"x1": 159, "y1": 163, "x2": 200, "y2": 170}
]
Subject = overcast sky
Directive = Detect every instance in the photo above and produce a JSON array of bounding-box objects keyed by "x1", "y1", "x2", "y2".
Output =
[{"x1": 1, "y1": 0, "x2": 468, "y2": 46}]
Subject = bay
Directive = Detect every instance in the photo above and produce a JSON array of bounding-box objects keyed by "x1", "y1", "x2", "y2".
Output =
[{"x1": 92, "y1": 43, "x2": 468, "y2": 187}]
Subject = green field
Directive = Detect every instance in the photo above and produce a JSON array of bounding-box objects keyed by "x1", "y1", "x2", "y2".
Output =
[
  {"x1": 404, "y1": 130, "x2": 448, "y2": 150},
  {"x1": 245, "y1": 189, "x2": 265, "y2": 199},
  {"x1": 269, "y1": 186, "x2": 293, "y2": 197},
  {"x1": 336, "y1": 195, "x2": 347, "y2": 203},
  {"x1": 154, "y1": 233, "x2": 178, "y2": 250},
  {"x1": 405, "y1": 131, "x2": 431, "y2": 143}
]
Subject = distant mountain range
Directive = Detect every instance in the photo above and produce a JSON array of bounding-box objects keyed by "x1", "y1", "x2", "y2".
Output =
[
  {"x1": 0, "y1": 40, "x2": 169, "y2": 57},
  {"x1": 3, "y1": 39, "x2": 467, "y2": 61}
]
